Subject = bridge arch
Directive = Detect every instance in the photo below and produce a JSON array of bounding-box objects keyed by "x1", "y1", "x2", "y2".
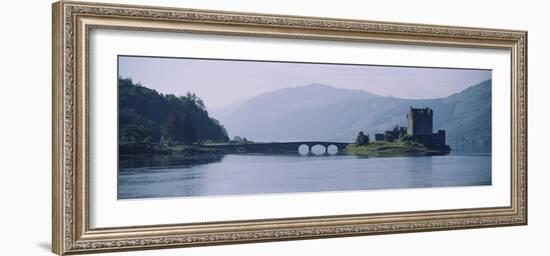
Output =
[
  {"x1": 327, "y1": 144, "x2": 338, "y2": 155},
  {"x1": 298, "y1": 144, "x2": 310, "y2": 155},
  {"x1": 310, "y1": 144, "x2": 327, "y2": 155}
]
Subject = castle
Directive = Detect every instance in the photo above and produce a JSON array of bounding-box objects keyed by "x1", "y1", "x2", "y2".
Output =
[{"x1": 374, "y1": 107, "x2": 447, "y2": 149}]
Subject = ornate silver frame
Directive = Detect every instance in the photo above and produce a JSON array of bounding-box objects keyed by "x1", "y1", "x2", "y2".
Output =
[{"x1": 52, "y1": 1, "x2": 527, "y2": 255}]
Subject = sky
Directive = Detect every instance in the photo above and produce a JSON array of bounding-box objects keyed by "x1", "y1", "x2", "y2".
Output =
[{"x1": 118, "y1": 55, "x2": 491, "y2": 109}]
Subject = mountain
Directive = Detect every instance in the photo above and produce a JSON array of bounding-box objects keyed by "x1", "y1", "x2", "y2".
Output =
[
  {"x1": 208, "y1": 97, "x2": 249, "y2": 120},
  {"x1": 214, "y1": 80, "x2": 491, "y2": 152},
  {"x1": 118, "y1": 78, "x2": 229, "y2": 144},
  {"x1": 217, "y1": 84, "x2": 377, "y2": 132}
]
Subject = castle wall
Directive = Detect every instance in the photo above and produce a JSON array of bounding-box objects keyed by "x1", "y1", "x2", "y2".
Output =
[
  {"x1": 407, "y1": 108, "x2": 433, "y2": 136},
  {"x1": 436, "y1": 130, "x2": 446, "y2": 146},
  {"x1": 380, "y1": 107, "x2": 447, "y2": 150}
]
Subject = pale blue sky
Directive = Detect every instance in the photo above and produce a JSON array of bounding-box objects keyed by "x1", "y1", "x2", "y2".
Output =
[{"x1": 118, "y1": 56, "x2": 491, "y2": 109}]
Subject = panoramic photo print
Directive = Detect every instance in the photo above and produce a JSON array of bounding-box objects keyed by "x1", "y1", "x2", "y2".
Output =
[{"x1": 117, "y1": 56, "x2": 492, "y2": 199}]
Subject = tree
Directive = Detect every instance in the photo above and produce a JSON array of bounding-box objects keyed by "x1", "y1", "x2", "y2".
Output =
[
  {"x1": 165, "y1": 137, "x2": 173, "y2": 146},
  {"x1": 185, "y1": 91, "x2": 196, "y2": 102},
  {"x1": 120, "y1": 124, "x2": 154, "y2": 143},
  {"x1": 355, "y1": 131, "x2": 370, "y2": 146},
  {"x1": 183, "y1": 91, "x2": 206, "y2": 110},
  {"x1": 195, "y1": 97, "x2": 206, "y2": 110},
  {"x1": 182, "y1": 113, "x2": 198, "y2": 145},
  {"x1": 143, "y1": 136, "x2": 154, "y2": 144},
  {"x1": 165, "y1": 113, "x2": 185, "y2": 143}
]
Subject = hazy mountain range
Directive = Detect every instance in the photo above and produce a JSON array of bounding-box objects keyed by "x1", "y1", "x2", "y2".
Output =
[{"x1": 210, "y1": 79, "x2": 492, "y2": 153}]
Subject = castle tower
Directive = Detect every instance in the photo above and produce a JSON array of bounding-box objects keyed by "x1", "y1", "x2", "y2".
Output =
[{"x1": 406, "y1": 107, "x2": 433, "y2": 136}]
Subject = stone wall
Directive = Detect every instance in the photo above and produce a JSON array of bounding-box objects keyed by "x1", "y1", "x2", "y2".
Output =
[{"x1": 407, "y1": 107, "x2": 433, "y2": 136}]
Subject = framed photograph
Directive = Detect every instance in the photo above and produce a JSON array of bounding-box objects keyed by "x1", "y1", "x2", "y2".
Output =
[{"x1": 52, "y1": 1, "x2": 527, "y2": 255}]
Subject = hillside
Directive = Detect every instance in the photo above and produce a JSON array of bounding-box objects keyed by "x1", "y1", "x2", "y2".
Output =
[
  {"x1": 118, "y1": 78, "x2": 229, "y2": 145},
  {"x1": 214, "y1": 80, "x2": 492, "y2": 153}
]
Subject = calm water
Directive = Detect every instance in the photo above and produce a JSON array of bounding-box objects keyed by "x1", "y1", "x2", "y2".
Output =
[{"x1": 118, "y1": 154, "x2": 491, "y2": 199}]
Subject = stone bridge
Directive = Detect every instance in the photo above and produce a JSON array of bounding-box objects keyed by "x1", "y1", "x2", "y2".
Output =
[{"x1": 203, "y1": 141, "x2": 351, "y2": 155}]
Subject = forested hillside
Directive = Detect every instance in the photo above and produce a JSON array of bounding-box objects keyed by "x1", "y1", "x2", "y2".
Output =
[{"x1": 118, "y1": 78, "x2": 229, "y2": 145}]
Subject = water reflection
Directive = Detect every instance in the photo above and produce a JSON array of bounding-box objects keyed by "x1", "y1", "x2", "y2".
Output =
[
  {"x1": 118, "y1": 154, "x2": 491, "y2": 199},
  {"x1": 119, "y1": 153, "x2": 225, "y2": 169}
]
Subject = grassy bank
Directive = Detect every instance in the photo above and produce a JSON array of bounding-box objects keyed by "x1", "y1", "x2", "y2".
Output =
[{"x1": 345, "y1": 141, "x2": 448, "y2": 157}]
